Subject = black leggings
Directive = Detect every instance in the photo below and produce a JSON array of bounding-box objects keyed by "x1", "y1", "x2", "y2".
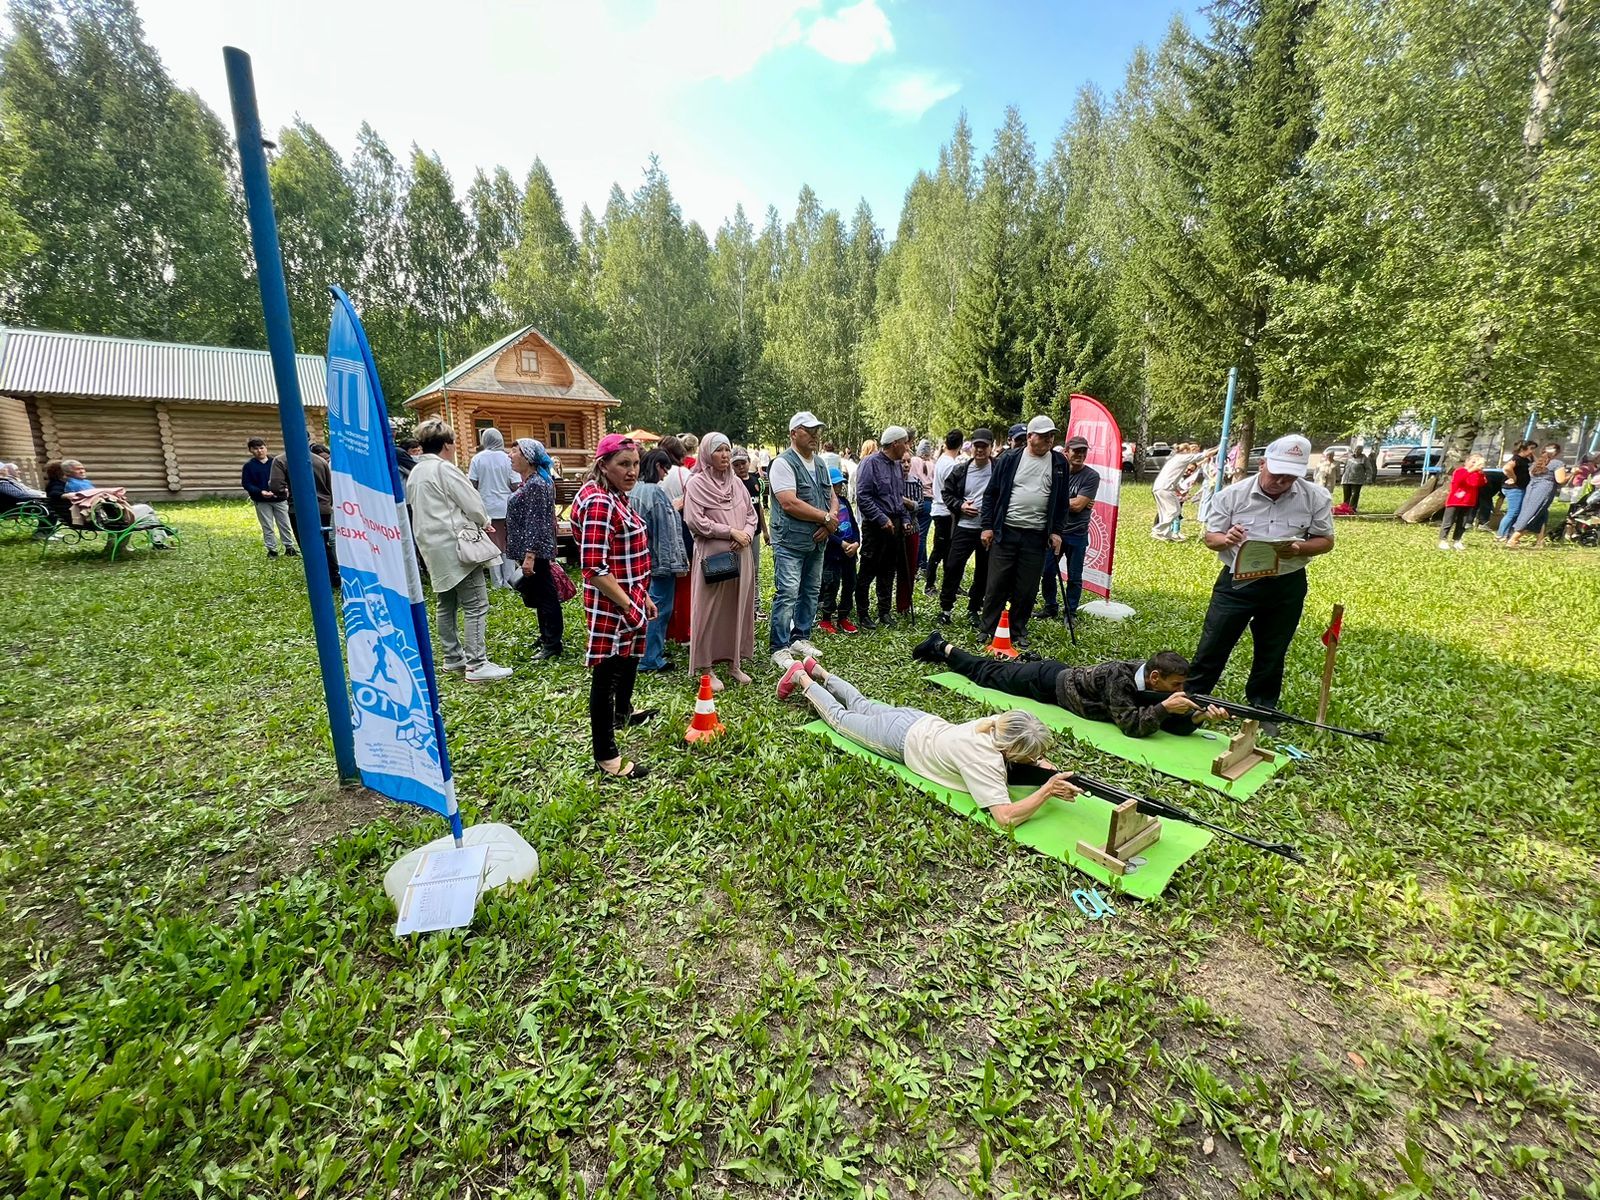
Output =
[
  {"x1": 1440, "y1": 507, "x2": 1471, "y2": 541},
  {"x1": 590, "y1": 654, "x2": 640, "y2": 763}
]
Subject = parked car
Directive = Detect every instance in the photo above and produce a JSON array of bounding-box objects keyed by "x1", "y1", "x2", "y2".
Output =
[
  {"x1": 1142, "y1": 442, "x2": 1172, "y2": 474},
  {"x1": 1378, "y1": 445, "x2": 1419, "y2": 470},
  {"x1": 1246, "y1": 445, "x2": 1269, "y2": 472},
  {"x1": 1320, "y1": 443, "x2": 1351, "y2": 465},
  {"x1": 1401, "y1": 447, "x2": 1445, "y2": 475},
  {"x1": 1122, "y1": 441, "x2": 1136, "y2": 471}
]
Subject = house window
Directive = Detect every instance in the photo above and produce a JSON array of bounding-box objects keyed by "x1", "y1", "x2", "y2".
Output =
[
  {"x1": 547, "y1": 420, "x2": 568, "y2": 449},
  {"x1": 474, "y1": 418, "x2": 496, "y2": 445},
  {"x1": 519, "y1": 350, "x2": 540, "y2": 375}
]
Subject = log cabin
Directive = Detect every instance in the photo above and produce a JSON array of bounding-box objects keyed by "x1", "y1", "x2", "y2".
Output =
[
  {"x1": 0, "y1": 326, "x2": 326, "y2": 499},
  {"x1": 403, "y1": 325, "x2": 620, "y2": 478}
]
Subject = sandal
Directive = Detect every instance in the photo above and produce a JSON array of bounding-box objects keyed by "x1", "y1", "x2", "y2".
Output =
[
  {"x1": 616, "y1": 707, "x2": 658, "y2": 728},
  {"x1": 597, "y1": 760, "x2": 650, "y2": 781}
]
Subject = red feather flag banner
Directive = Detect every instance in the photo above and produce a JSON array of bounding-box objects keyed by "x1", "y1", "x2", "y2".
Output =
[
  {"x1": 1322, "y1": 609, "x2": 1344, "y2": 647},
  {"x1": 1066, "y1": 393, "x2": 1122, "y2": 601}
]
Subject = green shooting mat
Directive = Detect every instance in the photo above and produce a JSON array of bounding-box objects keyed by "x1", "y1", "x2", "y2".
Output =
[
  {"x1": 803, "y1": 720, "x2": 1212, "y2": 899},
  {"x1": 926, "y1": 671, "x2": 1287, "y2": 800}
]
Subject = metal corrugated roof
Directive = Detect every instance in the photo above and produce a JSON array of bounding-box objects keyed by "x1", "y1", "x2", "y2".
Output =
[{"x1": 0, "y1": 326, "x2": 327, "y2": 407}]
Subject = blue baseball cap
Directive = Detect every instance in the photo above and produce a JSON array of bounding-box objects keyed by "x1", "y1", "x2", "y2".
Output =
[
  {"x1": 1007, "y1": 423, "x2": 1027, "y2": 441},
  {"x1": 829, "y1": 467, "x2": 845, "y2": 485}
]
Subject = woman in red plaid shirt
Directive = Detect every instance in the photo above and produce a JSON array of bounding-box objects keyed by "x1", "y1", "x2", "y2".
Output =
[{"x1": 575, "y1": 434, "x2": 659, "y2": 779}]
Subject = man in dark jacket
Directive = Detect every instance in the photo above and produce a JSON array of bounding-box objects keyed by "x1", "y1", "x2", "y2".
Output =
[
  {"x1": 853, "y1": 425, "x2": 916, "y2": 629},
  {"x1": 242, "y1": 437, "x2": 297, "y2": 558},
  {"x1": 937, "y1": 428, "x2": 995, "y2": 627},
  {"x1": 1040, "y1": 434, "x2": 1101, "y2": 621},
  {"x1": 913, "y1": 633, "x2": 1228, "y2": 738},
  {"x1": 978, "y1": 415, "x2": 1070, "y2": 648}
]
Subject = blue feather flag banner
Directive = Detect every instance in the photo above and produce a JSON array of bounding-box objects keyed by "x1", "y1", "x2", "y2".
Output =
[{"x1": 324, "y1": 286, "x2": 460, "y2": 839}]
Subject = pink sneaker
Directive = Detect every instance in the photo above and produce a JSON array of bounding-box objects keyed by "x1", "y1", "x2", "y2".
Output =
[
  {"x1": 802, "y1": 656, "x2": 820, "y2": 679},
  {"x1": 776, "y1": 661, "x2": 811, "y2": 700}
]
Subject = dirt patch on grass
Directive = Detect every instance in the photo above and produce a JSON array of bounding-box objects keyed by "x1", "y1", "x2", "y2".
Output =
[{"x1": 1181, "y1": 934, "x2": 1362, "y2": 1068}]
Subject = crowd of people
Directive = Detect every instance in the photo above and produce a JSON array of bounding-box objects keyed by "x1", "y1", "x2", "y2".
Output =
[{"x1": 225, "y1": 414, "x2": 1597, "y2": 797}]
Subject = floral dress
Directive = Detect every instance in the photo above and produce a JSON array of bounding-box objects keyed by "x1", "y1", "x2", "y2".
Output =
[{"x1": 573, "y1": 481, "x2": 652, "y2": 664}]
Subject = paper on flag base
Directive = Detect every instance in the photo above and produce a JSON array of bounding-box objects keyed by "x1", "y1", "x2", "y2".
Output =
[{"x1": 393, "y1": 843, "x2": 489, "y2": 935}]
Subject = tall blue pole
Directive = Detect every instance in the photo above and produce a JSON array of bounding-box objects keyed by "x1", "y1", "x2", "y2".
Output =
[
  {"x1": 1589, "y1": 416, "x2": 1599, "y2": 455},
  {"x1": 1422, "y1": 416, "x2": 1437, "y2": 477},
  {"x1": 1524, "y1": 409, "x2": 1538, "y2": 441},
  {"x1": 1217, "y1": 365, "x2": 1238, "y2": 481},
  {"x1": 225, "y1": 47, "x2": 358, "y2": 783}
]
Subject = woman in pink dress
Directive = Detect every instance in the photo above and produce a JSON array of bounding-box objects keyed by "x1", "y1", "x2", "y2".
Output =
[{"x1": 683, "y1": 432, "x2": 759, "y2": 691}]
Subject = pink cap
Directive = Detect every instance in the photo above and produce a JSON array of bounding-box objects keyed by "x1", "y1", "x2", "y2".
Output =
[{"x1": 595, "y1": 433, "x2": 636, "y2": 459}]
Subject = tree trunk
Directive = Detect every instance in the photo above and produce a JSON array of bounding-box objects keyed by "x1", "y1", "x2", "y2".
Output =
[
  {"x1": 1230, "y1": 414, "x2": 1255, "y2": 484},
  {"x1": 1396, "y1": 422, "x2": 1477, "y2": 521}
]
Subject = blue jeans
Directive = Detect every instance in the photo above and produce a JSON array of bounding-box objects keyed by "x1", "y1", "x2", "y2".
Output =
[
  {"x1": 1497, "y1": 488, "x2": 1525, "y2": 539},
  {"x1": 770, "y1": 543, "x2": 824, "y2": 650},
  {"x1": 642, "y1": 573, "x2": 676, "y2": 669}
]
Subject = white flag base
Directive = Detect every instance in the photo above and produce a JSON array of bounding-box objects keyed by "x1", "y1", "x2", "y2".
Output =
[
  {"x1": 1078, "y1": 599, "x2": 1137, "y2": 621},
  {"x1": 383, "y1": 821, "x2": 539, "y2": 909}
]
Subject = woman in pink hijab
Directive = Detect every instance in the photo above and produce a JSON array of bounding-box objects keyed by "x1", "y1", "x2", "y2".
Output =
[{"x1": 683, "y1": 431, "x2": 759, "y2": 690}]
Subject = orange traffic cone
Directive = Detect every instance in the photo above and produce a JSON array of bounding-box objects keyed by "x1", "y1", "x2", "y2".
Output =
[
  {"x1": 988, "y1": 606, "x2": 1018, "y2": 659},
  {"x1": 684, "y1": 673, "x2": 727, "y2": 744}
]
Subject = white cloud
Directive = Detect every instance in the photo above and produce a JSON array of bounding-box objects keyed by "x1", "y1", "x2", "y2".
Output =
[
  {"x1": 805, "y1": 0, "x2": 894, "y2": 65},
  {"x1": 872, "y1": 69, "x2": 961, "y2": 121}
]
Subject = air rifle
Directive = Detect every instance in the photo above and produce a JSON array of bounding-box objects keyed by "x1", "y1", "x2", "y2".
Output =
[
  {"x1": 1068, "y1": 772, "x2": 1306, "y2": 864},
  {"x1": 1186, "y1": 693, "x2": 1386, "y2": 743}
]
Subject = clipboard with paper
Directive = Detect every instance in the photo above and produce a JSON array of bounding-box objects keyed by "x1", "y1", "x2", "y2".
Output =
[{"x1": 1232, "y1": 539, "x2": 1294, "y2": 582}]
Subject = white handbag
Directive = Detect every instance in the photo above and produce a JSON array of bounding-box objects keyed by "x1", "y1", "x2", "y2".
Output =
[{"x1": 455, "y1": 523, "x2": 501, "y2": 568}]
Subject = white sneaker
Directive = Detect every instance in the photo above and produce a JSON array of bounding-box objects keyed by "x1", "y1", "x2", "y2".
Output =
[
  {"x1": 1453, "y1": 541, "x2": 1466, "y2": 551},
  {"x1": 789, "y1": 639, "x2": 822, "y2": 660},
  {"x1": 771, "y1": 648, "x2": 797, "y2": 671},
  {"x1": 465, "y1": 662, "x2": 514, "y2": 682},
  {"x1": 1438, "y1": 540, "x2": 1449, "y2": 550}
]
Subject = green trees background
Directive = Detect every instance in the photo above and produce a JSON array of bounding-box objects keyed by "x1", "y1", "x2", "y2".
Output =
[{"x1": 2, "y1": 0, "x2": 1595, "y2": 451}]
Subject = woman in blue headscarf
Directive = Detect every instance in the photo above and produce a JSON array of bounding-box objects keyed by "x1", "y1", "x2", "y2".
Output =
[{"x1": 507, "y1": 438, "x2": 565, "y2": 660}]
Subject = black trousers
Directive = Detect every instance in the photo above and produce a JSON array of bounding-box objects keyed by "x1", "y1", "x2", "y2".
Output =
[
  {"x1": 1440, "y1": 507, "x2": 1470, "y2": 541},
  {"x1": 1187, "y1": 567, "x2": 1308, "y2": 709},
  {"x1": 820, "y1": 555, "x2": 857, "y2": 620},
  {"x1": 980, "y1": 533, "x2": 1048, "y2": 638},
  {"x1": 590, "y1": 653, "x2": 640, "y2": 763},
  {"x1": 1342, "y1": 484, "x2": 1363, "y2": 510},
  {"x1": 939, "y1": 525, "x2": 989, "y2": 617},
  {"x1": 856, "y1": 521, "x2": 901, "y2": 620},
  {"x1": 923, "y1": 514, "x2": 953, "y2": 588},
  {"x1": 946, "y1": 646, "x2": 1066, "y2": 705},
  {"x1": 526, "y1": 558, "x2": 565, "y2": 651}
]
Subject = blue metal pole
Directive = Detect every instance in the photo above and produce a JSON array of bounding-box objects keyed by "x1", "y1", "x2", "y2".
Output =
[
  {"x1": 1422, "y1": 416, "x2": 1437, "y2": 477},
  {"x1": 1217, "y1": 366, "x2": 1238, "y2": 482},
  {"x1": 1524, "y1": 409, "x2": 1538, "y2": 441},
  {"x1": 225, "y1": 47, "x2": 358, "y2": 783},
  {"x1": 1589, "y1": 416, "x2": 1599, "y2": 455}
]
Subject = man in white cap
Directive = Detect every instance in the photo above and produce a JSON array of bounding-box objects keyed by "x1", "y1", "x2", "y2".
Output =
[
  {"x1": 853, "y1": 425, "x2": 916, "y2": 629},
  {"x1": 978, "y1": 415, "x2": 1070, "y2": 649},
  {"x1": 1187, "y1": 433, "x2": 1334, "y2": 712},
  {"x1": 768, "y1": 411, "x2": 840, "y2": 656}
]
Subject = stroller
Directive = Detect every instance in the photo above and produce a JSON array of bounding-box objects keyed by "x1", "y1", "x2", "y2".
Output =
[{"x1": 1563, "y1": 485, "x2": 1600, "y2": 547}]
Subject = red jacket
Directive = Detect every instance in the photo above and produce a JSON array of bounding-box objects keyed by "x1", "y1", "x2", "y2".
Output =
[{"x1": 1446, "y1": 467, "x2": 1486, "y2": 509}]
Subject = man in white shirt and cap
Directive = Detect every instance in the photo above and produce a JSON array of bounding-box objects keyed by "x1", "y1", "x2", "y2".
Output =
[{"x1": 1187, "y1": 434, "x2": 1334, "y2": 711}]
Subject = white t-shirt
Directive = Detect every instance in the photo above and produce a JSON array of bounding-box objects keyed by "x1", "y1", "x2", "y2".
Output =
[
  {"x1": 768, "y1": 450, "x2": 818, "y2": 496},
  {"x1": 931, "y1": 453, "x2": 961, "y2": 517},
  {"x1": 1005, "y1": 450, "x2": 1052, "y2": 530},
  {"x1": 467, "y1": 449, "x2": 516, "y2": 519},
  {"x1": 957, "y1": 461, "x2": 993, "y2": 530},
  {"x1": 901, "y1": 716, "x2": 1010, "y2": 810},
  {"x1": 661, "y1": 464, "x2": 693, "y2": 504}
]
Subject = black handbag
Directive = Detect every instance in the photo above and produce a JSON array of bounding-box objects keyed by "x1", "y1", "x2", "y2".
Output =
[{"x1": 701, "y1": 549, "x2": 741, "y2": 584}]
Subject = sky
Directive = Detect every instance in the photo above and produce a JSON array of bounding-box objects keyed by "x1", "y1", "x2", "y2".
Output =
[{"x1": 136, "y1": 0, "x2": 1201, "y2": 235}]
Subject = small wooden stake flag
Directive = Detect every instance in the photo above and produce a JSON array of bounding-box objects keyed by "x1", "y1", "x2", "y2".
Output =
[{"x1": 1317, "y1": 603, "x2": 1345, "y2": 724}]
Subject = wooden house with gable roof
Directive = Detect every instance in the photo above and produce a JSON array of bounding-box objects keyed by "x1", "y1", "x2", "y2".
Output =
[{"x1": 404, "y1": 326, "x2": 619, "y2": 476}]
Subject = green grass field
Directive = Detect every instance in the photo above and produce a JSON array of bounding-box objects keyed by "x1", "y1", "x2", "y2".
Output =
[{"x1": 2, "y1": 484, "x2": 1597, "y2": 1199}]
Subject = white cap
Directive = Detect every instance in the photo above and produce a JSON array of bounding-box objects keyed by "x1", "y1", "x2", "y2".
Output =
[
  {"x1": 789, "y1": 411, "x2": 823, "y2": 432},
  {"x1": 1026, "y1": 415, "x2": 1057, "y2": 436},
  {"x1": 1263, "y1": 434, "x2": 1312, "y2": 477},
  {"x1": 880, "y1": 425, "x2": 910, "y2": 445}
]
